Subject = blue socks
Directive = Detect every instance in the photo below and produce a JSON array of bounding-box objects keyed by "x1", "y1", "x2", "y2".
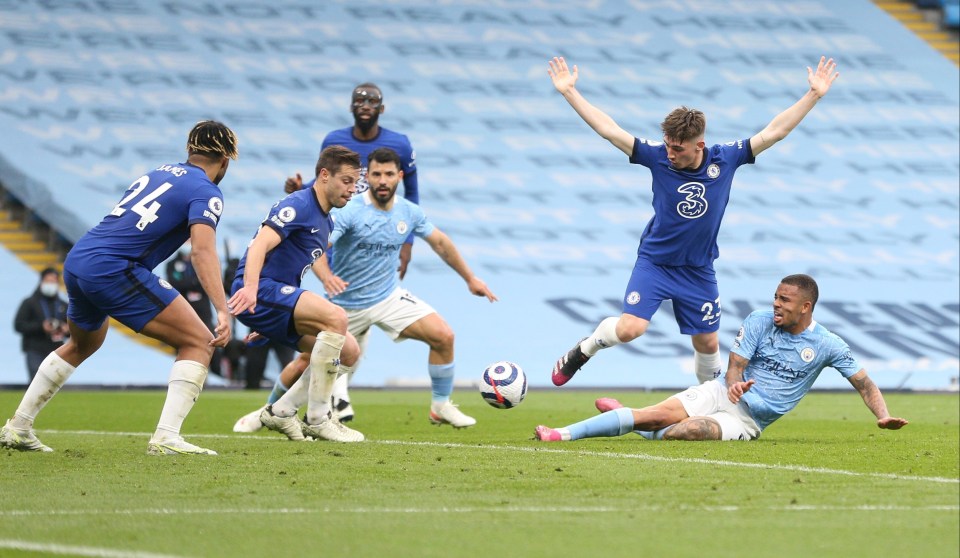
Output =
[
  {"x1": 567, "y1": 408, "x2": 636, "y2": 440},
  {"x1": 266, "y1": 378, "x2": 289, "y2": 405},
  {"x1": 428, "y1": 363, "x2": 455, "y2": 403}
]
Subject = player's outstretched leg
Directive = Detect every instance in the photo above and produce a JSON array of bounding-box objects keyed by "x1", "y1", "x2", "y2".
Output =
[{"x1": 552, "y1": 337, "x2": 590, "y2": 386}]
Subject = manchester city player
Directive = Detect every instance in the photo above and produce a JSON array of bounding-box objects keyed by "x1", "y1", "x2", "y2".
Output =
[
  {"x1": 0, "y1": 121, "x2": 238, "y2": 455},
  {"x1": 282, "y1": 83, "x2": 420, "y2": 418},
  {"x1": 535, "y1": 274, "x2": 908, "y2": 442},
  {"x1": 233, "y1": 147, "x2": 496, "y2": 433},
  {"x1": 547, "y1": 56, "x2": 840, "y2": 388},
  {"x1": 228, "y1": 145, "x2": 365, "y2": 443}
]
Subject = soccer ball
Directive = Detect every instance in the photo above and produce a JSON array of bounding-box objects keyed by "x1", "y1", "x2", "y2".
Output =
[{"x1": 479, "y1": 361, "x2": 527, "y2": 409}]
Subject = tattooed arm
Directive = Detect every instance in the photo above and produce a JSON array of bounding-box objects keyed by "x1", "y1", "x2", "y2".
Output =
[
  {"x1": 847, "y1": 370, "x2": 909, "y2": 430},
  {"x1": 726, "y1": 353, "x2": 755, "y2": 404}
]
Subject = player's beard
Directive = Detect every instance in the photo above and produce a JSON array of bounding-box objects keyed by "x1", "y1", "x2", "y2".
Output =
[{"x1": 354, "y1": 111, "x2": 379, "y2": 135}]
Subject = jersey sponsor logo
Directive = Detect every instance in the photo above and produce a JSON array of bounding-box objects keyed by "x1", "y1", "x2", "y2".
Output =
[
  {"x1": 280, "y1": 285, "x2": 296, "y2": 295},
  {"x1": 396, "y1": 221, "x2": 408, "y2": 235},
  {"x1": 203, "y1": 210, "x2": 220, "y2": 224},
  {"x1": 800, "y1": 347, "x2": 816, "y2": 363},
  {"x1": 706, "y1": 164, "x2": 720, "y2": 179},
  {"x1": 208, "y1": 197, "x2": 223, "y2": 216},
  {"x1": 159, "y1": 279, "x2": 173, "y2": 289},
  {"x1": 676, "y1": 182, "x2": 708, "y2": 219},
  {"x1": 626, "y1": 291, "x2": 641, "y2": 305}
]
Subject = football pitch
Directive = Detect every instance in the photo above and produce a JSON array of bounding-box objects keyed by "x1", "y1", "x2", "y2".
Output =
[{"x1": 0, "y1": 388, "x2": 957, "y2": 558}]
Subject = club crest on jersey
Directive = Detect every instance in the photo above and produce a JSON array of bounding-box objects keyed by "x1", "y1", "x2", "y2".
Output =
[
  {"x1": 707, "y1": 164, "x2": 720, "y2": 179},
  {"x1": 280, "y1": 286, "x2": 296, "y2": 295},
  {"x1": 159, "y1": 279, "x2": 173, "y2": 290},
  {"x1": 396, "y1": 221, "x2": 409, "y2": 235},
  {"x1": 277, "y1": 207, "x2": 296, "y2": 223},
  {"x1": 800, "y1": 347, "x2": 816, "y2": 363},
  {"x1": 626, "y1": 291, "x2": 641, "y2": 305}
]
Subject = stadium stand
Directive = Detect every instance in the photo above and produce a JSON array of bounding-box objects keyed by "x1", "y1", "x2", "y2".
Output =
[{"x1": 0, "y1": 0, "x2": 956, "y2": 390}]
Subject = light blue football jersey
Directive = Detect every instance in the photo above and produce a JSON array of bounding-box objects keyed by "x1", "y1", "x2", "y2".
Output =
[
  {"x1": 328, "y1": 191, "x2": 435, "y2": 308},
  {"x1": 726, "y1": 310, "x2": 862, "y2": 430}
]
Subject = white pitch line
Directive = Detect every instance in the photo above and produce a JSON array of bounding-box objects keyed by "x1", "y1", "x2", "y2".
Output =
[
  {"x1": 0, "y1": 539, "x2": 186, "y2": 558},
  {"x1": 0, "y1": 504, "x2": 956, "y2": 518},
  {"x1": 38, "y1": 428, "x2": 960, "y2": 485}
]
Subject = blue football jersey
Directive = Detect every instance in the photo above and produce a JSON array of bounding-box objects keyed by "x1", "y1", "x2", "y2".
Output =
[
  {"x1": 629, "y1": 137, "x2": 755, "y2": 267},
  {"x1": 726, "y1": 310, "x2": 862, "y2": 430},
  {"x1": 65, "y1": 162, "x2": 223, "y2": 277},
  {"x1": 234, "y1": 188, "x2": 333, "y2": 287},
  {"x1": 305, "y1": 126, "x2": 418, "y2": 203},
  {"x1": 328, "y1": 191, "x2": 435, "y2": 308}
]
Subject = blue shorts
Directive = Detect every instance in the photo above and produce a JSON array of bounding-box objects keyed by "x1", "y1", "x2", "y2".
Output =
[
  {"x1": 231, "y1": 277, "x2": 305, "y2": 350},
  {"x1": 621, "y1": 257, "x2": 721, "y2": 335},
  {"x1": 64, "y1": 264, "x2": 179, "y2": 333}
]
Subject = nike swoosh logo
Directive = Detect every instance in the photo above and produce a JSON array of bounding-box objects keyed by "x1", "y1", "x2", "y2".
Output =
[
  {"x1": 707, "y1": 318, "x2": 720, "y2": 325},
  {"x1": 310, "y1": 228, "x2": 321, "y2": 233}
]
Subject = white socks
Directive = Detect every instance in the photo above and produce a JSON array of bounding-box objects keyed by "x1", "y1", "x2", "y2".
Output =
[
  {"x1": 11, "y1": 352, "x2": 76, "y2": 430},
  {"x1": 153, "y1": 360, "x2": 208, "y2": 441},
  {"x1": 305, "y1": 331, "x2": 345, "y2": 424},
  {"x1": 581, "y1": 317, "x2": 622, "y2": 357},
  {"x1": 694, "y1": 350, "x2": 722, "y2": 383}
]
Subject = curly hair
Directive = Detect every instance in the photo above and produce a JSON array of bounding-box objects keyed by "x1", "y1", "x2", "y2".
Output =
[
  {"x1": 187, "y1": 120, "x2": 238, "y2": 160},
  {"x1": 660, "y1": 106, "x2": 706, "y2": 142}
]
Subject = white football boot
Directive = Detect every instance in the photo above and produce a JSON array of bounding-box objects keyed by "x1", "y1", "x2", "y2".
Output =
[
  {"x1": 0, "y1": 420, "x2": 53, "y2": 452},
  {"x1": 232, "y1": 405, "x2": 266, "y2": 433},
  {"x1": 429, "y1": 401, "x2": 477, "y2": 429},
  {"x1": 147, "y1": 436, "x2": 217, "y2": 456}
]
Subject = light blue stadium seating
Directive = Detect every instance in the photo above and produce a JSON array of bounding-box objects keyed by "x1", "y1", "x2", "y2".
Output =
[{"x1": 0, "y1": 0, "x2": 956, "y2": 389}]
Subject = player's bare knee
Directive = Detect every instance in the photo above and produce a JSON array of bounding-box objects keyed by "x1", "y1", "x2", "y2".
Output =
[
  {"x1": 341, "y1": 335, "x2": 361, "y2": 366},
  {"x1": 327, "y1": 306, "x2": 349, "y2": 334},
  {"x1": 617, "y1": 316, "x2": 648, "y2": 341},
  {"x1": 663, "y1": 417, "x2": 722, "y2": 441}
]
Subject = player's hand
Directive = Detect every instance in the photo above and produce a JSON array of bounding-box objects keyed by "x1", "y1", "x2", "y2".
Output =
[
  {"x1": 398, "y1": 243, "x2": 413, "y2": 280},
  {"x1": 243, "y1": 331, "x2": 263, "y2": 344},
  {"x1": 727, "y1": 379, "x2": 755, "y2": 404},
  {"x1": 807, "y1": 56, "x2": 839, "y2": 99},
  {"x1": 227, "y1": 285, "x2": 257, "y2": 316},
  {"x1": 548, "y1": 56, "x2": 579, "y2": 94},
  {"x1": 877, "y1": 416, "x2": 909, "y2": 430},
  {"x1": 321, "y1": 274, "x2": 349, "y2": 298},
  {"x1": 210, "y1": 310, "x2": 232, "y2": 348},
  {"x1": 284, "y1": 173, "x2": 303, "y2": 194},
  {"x1": 467, "y1": 277, "x2": 498, "y2": 302}
]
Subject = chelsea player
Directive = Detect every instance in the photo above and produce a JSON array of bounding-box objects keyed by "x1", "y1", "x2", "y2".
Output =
[
  {"x1": 228, "y1": 145, "x2": 365, "y2": 443},
  {"x1": 0, "y1": 121, "x2": 238, "y2": 455},
  {"x1": 548, "y1": 56, "x2": 841, "y2": 388},
  {"x1": 536, "y1": 274, "x2": 909, "y2": 442},
  {"x1": 233, "y1": 147, "x2": 496, "y2": 433}
]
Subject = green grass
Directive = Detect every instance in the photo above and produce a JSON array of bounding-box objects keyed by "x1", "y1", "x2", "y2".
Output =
[{"x1": 0, "y1": 388, "x2": 957, "y2": 558}]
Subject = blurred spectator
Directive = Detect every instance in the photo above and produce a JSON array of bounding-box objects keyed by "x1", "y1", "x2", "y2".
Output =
[{"x1": 13, "y1": 267, "x2": 69, "y2": 381}]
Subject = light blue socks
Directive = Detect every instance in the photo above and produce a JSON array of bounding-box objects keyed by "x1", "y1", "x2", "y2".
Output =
[{"x1": 567, "y1": 408, "x2": 635, "y2": 440}]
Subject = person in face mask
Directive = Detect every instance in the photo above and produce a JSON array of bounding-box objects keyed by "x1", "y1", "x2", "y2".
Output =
[{"x1": 14, "y1": 267, "x2": 69, "y2": 381}]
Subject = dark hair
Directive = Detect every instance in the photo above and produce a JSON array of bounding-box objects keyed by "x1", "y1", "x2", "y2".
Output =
[
  {"x1": 661, "y1": 106, "x2": 706, "y2": 142},
  {"x1": 187, "y1": 120, "x2": 238, "y2": 160},
  {"x1": 780, "y1": 274, "x2": 819, "y2": 310},
  {"x1": 316, "y1": 145, "x2": 361, "y2": 178},
  {"x1": 367, "y1": 147, "x2": 403, "y2": 170},
  {"x1": 39, "y1": 266, "x2": 59, "y2": 279}
]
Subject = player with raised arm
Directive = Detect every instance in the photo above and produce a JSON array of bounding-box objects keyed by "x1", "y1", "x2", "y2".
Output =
[
  {"x1": 228, "y1": 145, "x2": 364, "y2": 443},
  {"x1": 0, "y1": 121, "x2": 238, "y2": 455},
  {"x1": 233, "y1": 147, "x2": 496, "y2": 433},
  {"x1": 535, "y1": 274, "x2": 908, "y2": 442},
  {"x1": 547, "y1": 56, "x2": 840, "y2": 388},
  {"x1": 281, "y1": 82, "x2": 420, "y2": 419}
]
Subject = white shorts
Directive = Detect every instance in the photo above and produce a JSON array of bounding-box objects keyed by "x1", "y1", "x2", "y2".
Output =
[
  {"x1": 344, "y1": 287, "x2": 436, "y2": 342},
  {"x1": 670, "y1": 380, "x2": 761, "y2": 441}
]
